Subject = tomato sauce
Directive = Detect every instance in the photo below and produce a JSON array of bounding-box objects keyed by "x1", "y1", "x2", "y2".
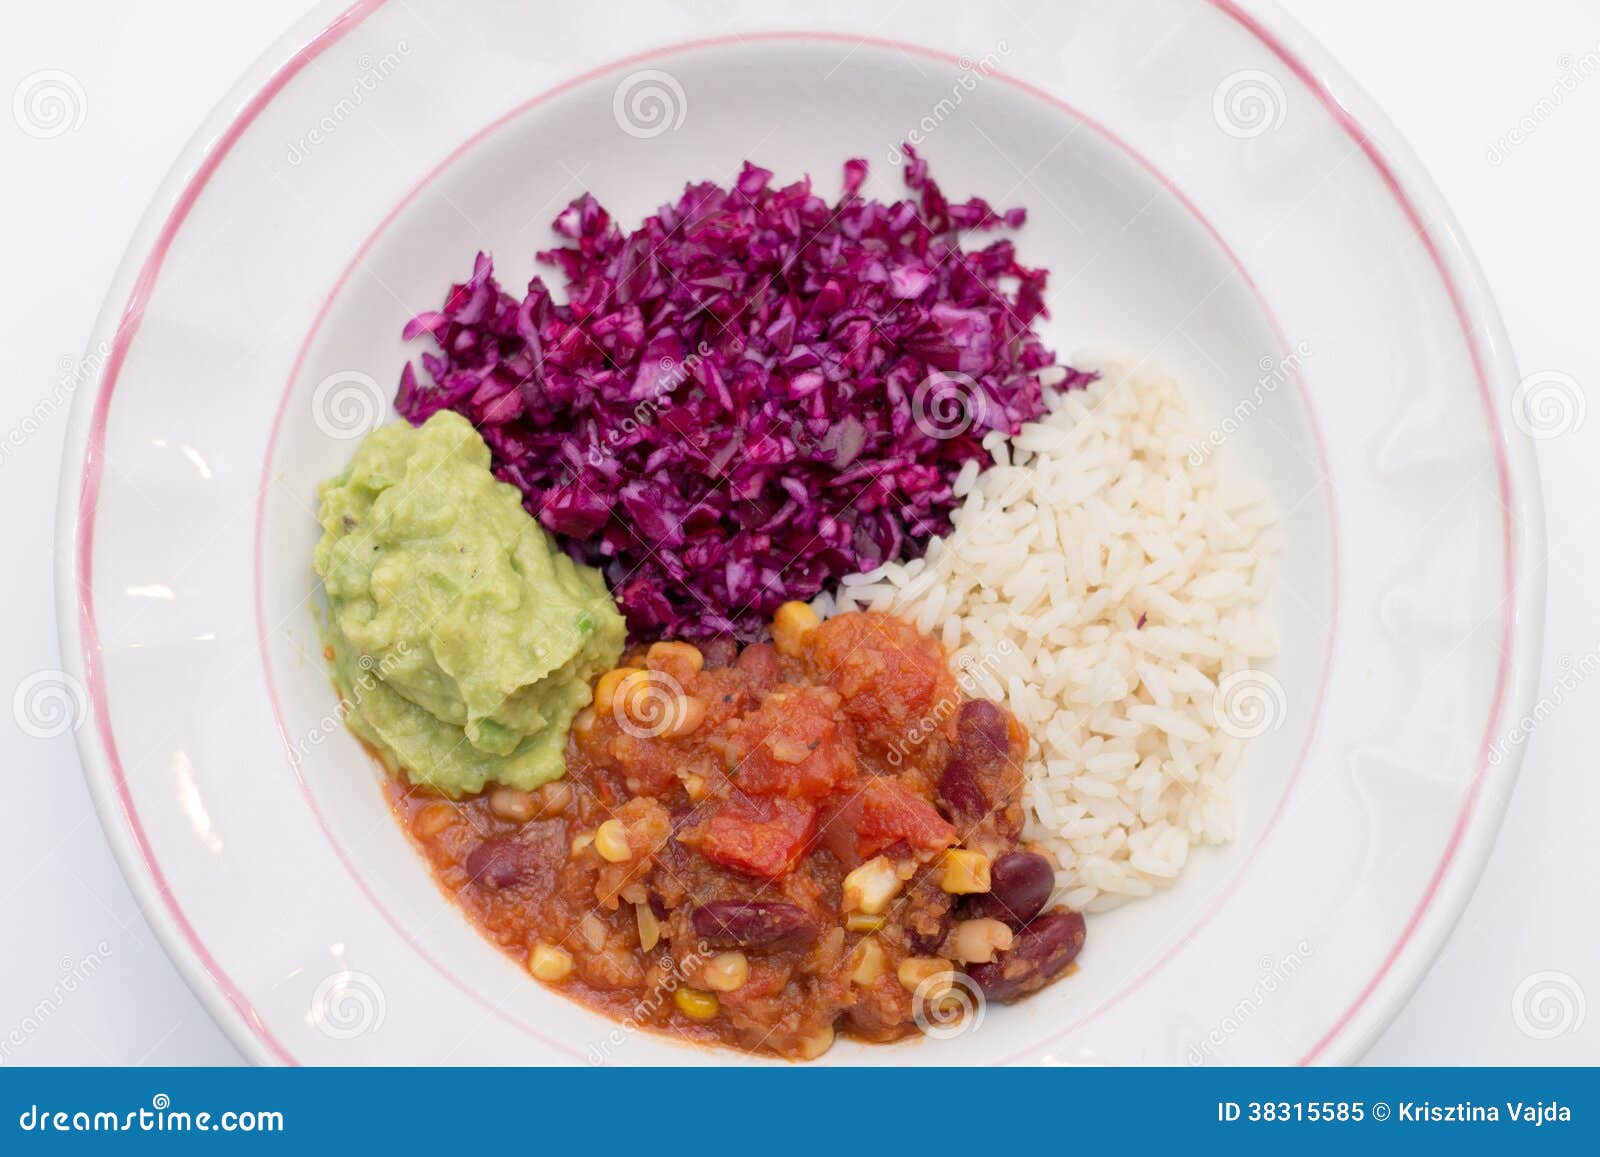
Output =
[{"x1": 387, "y1": 610, "x2": 1085, "y2": 1060}]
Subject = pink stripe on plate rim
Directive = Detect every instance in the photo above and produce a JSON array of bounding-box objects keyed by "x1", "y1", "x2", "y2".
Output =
[
  {"x1": 71, "y1": 0, "x2": 1519, "y2": 1066},
  {"x1": 254, "y1": 29, "x2": 1337, "y2": 1062},
  {"x1": 73, "y1": 0, "x2": 389, "y2": 1067}
]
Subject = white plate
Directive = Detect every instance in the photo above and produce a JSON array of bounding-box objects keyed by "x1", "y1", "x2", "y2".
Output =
[{"x1": 56, "y1": 0, "x2": 1545, "y2": 1065}]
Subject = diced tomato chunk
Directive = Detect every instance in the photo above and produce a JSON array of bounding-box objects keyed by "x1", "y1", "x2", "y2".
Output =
[
  {"x1": 735, "y1": 687, "x2": 857, "y2": 799},
  {"x1": 824, "y1": 777, "x2": 958, "y2": 865},
  {"x1": 690, "y1": 793, "x2": 818, "y2": 879},
  {"x1": 806, "y1": 613, "x2": 957, "y2": 758}
]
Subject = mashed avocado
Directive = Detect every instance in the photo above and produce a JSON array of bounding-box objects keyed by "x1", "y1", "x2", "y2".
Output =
[{"x1": 313, "y1": 410, "x2": 624, "y2": 795}]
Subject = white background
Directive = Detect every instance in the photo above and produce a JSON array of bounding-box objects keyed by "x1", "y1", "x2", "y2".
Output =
[{"x1": 2, "y1": 0, "x2": 1594, "y2": 1065}]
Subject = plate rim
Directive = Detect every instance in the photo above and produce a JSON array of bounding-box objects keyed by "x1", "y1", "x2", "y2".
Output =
[{"x1": 54, "y1": 0, "x2": 1547, "y2": 1066}]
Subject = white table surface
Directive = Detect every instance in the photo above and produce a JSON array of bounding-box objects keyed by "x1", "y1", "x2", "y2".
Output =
[{"x1": 3, "y1": 0, "x2": 1594, "y2": 1066}]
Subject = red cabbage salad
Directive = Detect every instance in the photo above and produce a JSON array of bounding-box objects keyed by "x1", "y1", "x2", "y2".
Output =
[{"x1": 396, "y1": 148, "x2": 1090, "y2": 641}]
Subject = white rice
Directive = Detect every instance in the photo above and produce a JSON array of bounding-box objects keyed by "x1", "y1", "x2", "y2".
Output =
[{"x1": 823, "y1": 361, "x2": 1280, "y2": 911}]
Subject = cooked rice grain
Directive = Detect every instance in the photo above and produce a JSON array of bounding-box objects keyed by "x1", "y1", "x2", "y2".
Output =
[{"x1": 826, "y1": 362, "x2": 1280, "y2": 911}]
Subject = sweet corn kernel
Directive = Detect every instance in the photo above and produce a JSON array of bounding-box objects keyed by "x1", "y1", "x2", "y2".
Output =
[
  {"x1": 571, "y1": 706, "x2": 598, "y2": 737},
  {"x1": 849, "y1": 937, "x2": 887, "y2": 986},
  {"x1": 842, "y1": 855, "x2": 903, "y2": 915},
  {"x1": 939, "y1": 849, "x2": 992, "y2": 895},
  {"x1": 662, "y1": 694, "x2": 709, "y2": 738},
  {"x1": 488, "y1": 787, "x2": 538, "y2": 823},
  {"x1": 635, "y1": 903, "x2": 660, "y2": 953},
  {"x1": 898, "y1": 956, "x2": 955, "y2": 997},
  {"x1": 845, "y1": 912, "x2": 885, "y2": 933},
  {"x1": 703, "y1": 951, "x2": 749, "y2": 993},
  {"x1": 647, "y1": 640, "x2": 704, "y2": 675},
  {"x1": 594, "y1": 819, "x2": 632, "y2": 862},
  {"x1": 795, "y1": 1025, "x2": 835, "y2": 1060},
  {"x1": 532, "y1": 780, "x2": 573, "y2": 818},
  {"x1": 570, "y1": 831, "x2": 595, "y2": 855},
  {"x1": 528, "y1": 943, "x2": 573, "y2": 982},
  {"x1": 949, "y1": 917, "x2": 1014, "y2": 965},
  {"x1": 412, "y1": 803, "x2": 455, "y2": 840},
  {"x1": 772, "y1": 600, "x2": 821, "y2": 657},
  {"x1": 615, "y1": 668, "x2": 654, "y2": 717},
  {"x1": 674, "y1": 987, "x2": 720, "y2": 1022},
  {"x1": 592, "y1": 666, "x2": 642, "y2": 715}
]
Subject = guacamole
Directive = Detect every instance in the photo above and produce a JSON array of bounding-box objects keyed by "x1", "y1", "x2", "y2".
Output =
[{"x1": 313, "y1": 410, "x2": 624, "y2": 795}]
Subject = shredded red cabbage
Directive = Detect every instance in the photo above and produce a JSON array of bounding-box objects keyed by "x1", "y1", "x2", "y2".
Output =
[{"x1": 397, "y1": 148, "x2": 1090, "y2": 640}]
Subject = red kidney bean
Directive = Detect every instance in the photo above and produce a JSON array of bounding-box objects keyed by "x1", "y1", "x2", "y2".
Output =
[
  {"x1": 963, "y1": 851, "x2": 1055, "y2": 929},
  {"x1": 699, "y1": 636, "x2": 740, "y2": 669},
  {"x1": 956, "y1": 698, "x2": 1011, "y2": 757},
  {"x1": 735, "y1": 643, "x2": 782, "y2": 691},
  {"x1": 465, "y1": 835, "x2": 530, "y2": 889},
  {"x1": 965, "y1": 908, "x2": 1085, "y2": 1001},
  {"x1": 902, "y1": 875, "x2": 954, "y2": 955},
  {"x1": 939, "y1": 755, "x2": 988, "y2": 825},
  {"x1": 469, "y1": 821, "x2": 567, "y2": 889},
  {"x1": 906, "y1": 910, "x2": 952, "y2": 957},
  {"x1": 939, "y1": 700, "x2": 1023, "y2": 840},
  {"x1": 692, "y1": 900, "x2": 816, "y2": 948}
]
